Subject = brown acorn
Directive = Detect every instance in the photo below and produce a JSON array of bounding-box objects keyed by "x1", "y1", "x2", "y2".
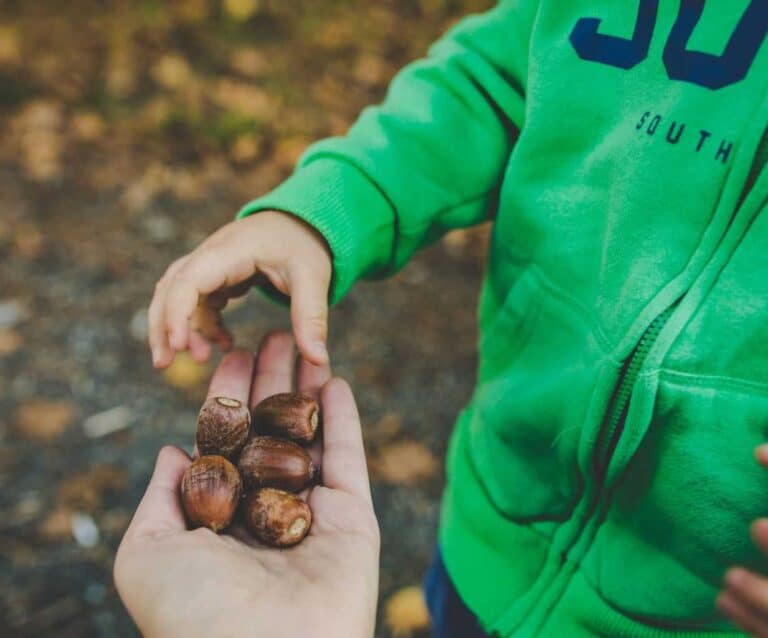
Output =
[
  {"x1": 252, "y1": 392, "x2": 319, "y2": 444},
  {"x1": 238, "y1": 435, "x2": 320, "y2": 492},
  {"x1": 241, "y1": 488, "x2": 312, "y2": 547},
  {"x1": 181, "y1": 455, "x2": 242, "y2": 532},
  {"x1": 196, "y1": 396, "x2": 251, "y2": 459}
]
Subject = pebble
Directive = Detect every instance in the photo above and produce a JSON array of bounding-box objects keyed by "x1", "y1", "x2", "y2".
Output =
[
  {"x1": 83, "y1": 406, "x2": 133, "y2": 438},
  {"x1": 71, "y1": 512, "x2": 100, "y2": 548},
  {"x1": 143, "y1": 215, "x2": 177, "y2": 242},
  {"x1": 129, "y1": 308, "x2": 148, "y2": 341},
  {"x1": 0, "y1": 299, "x2": 26, "y2": 329}
]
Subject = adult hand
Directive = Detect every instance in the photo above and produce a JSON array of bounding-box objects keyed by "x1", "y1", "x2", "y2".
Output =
[{"x1": 114, "y1": 334, "x2": 380, "y2": 638}]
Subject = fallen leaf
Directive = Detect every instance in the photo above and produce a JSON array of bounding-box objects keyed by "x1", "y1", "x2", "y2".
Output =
[
  {"x1": 152, "y1": 54, "x2": 193, "y2": 90},
  {"x1": 224, "y1": 0, "x2": 261, "y2": 21},
  {"x1": 365, "y1": 412, "x2": 402, "y2": 445},
  {"x1": 14, "y1": 400, "x2": 77, "y2": 441},
  {"x1": 58, "y1": 464, "x2": 128, "y2": 512},
  {"x1": 0, "y1": 25, "x2": 20, "y2": 65},
  {"x1": 38, "y1": 507, "x2": 74, "y2": 542},
  {"x1": 0, "y1": 329, "x2": 22, "y2": 355},
  {"x1": 369, "y1": 441, "x2": 438, "y2": 485},
  {"x1": 229, "y1": 47, "x2": 268, "y2": 78},
  {"x1": 82, "y1": 406, "x2": 133, "y2": 439},
  {"x1": 230, "y1": 133, "x2": 262, "y2": 164},
  {"x1": 71, "y1": 111, "x2": 106, "y2": 142},
  {"x1": 213, "y1": 78, "x2": 278, "y2": 119},
  {"x1": 14, "y1": 223, "x2": 44, "y2": 259},
  {"x1": 174, "y1": 0, "x2": 209, "y2": 23},
  {"x1": 384, "y1": 586, "x2": 430, "y2": 637},
  {"x1": 163, "y1": 351, "x2": 210, "y2": 389},
  {"x1": 273, "y1": 136, "x2": 310, "y2": 170}
]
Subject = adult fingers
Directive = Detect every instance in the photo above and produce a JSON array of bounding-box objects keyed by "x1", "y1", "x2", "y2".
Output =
[
  {"x1": 318, "y1": 378, "x2": 372, "y2": 504},
  {"x1": 288, "y1": 265, "x2": 330, "y2": 366},
  {"x1": 250, "y1": 332, "x2": 295, "y2": 409},
  {"x1": 296, "y1": 356, "x2": 332, "y2": 401},
  {"x1": 206, "y1": 348, "x2": 255, "y2": 404},
  {"x1": 123, "y1": 446, "x2": 191, "y2": 540}
]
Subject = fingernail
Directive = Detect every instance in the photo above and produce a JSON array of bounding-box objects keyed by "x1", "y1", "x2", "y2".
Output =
[{"x1": 311, "y1": 340, "x2": 329, "y2": 363}]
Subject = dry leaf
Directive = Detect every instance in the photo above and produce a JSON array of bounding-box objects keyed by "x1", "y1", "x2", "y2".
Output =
[
  {"x1": 224, "y1": 0, "x2": 261, "y2": 21},
  {"x1": 369, "y1": 441, "x2": 438, "y2": 485},
  {"x1": 230, "y1": 133, "x2": 262, "y2": 164},
  {"x1": 71, "y1": 111, "x2": 106, "y2": 142},
  {"x1": 354, "y1": 53, "x2": 389, "y2": 86},
  {"x1": 0, "y1": 25, "x2": 20, "y2": 65},
  {"x1": 365, "y1": 412, "x2": 402, "y2": 445},
  {"x1": 174, "y1": 0, "x2": 209, "y2": 23},
  {"x1": 14, "y1": 399, "x2": 77, "y2": 441},
  {"x1": 384, "y1": 586, "x2": 430, "y2": 637},
  {"x1": 273, "y1": 136, "x2": 310, "y2": 170},
  {"x1": 229, "y1": 47, "x2": 268, "y2": 78},
  {"x1": 0, "y1": 329, "x2": 22, "y2": 356},
  {"x1": 213, "y1": 78, "x2": 278, "y2": 119},
  {"x1": 163, "y1": 351, "x2": 209, "y2": 389},
  {"x1": 14, "y1": 223, "x2": 44, "y2": 259},
  {"x1": 58, "y1": 464, "x2": 128, "y2": 512},
  {"x1": 14, "y1": 100, "x2": 64, "y2": 182},
  {"x1": 38, "y1": 507, "x2": 74, "y2": 542},
  {"x1": 152, "y1": 54, "x2": 193, "y2": 90}
]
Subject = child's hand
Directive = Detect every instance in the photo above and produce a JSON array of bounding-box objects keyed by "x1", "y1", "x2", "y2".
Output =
[
  {"x1": 716, "y1": 445, "x2": 768, "y2": 636},
  {"x1": 149, "y1": 211, "x2": 332, "y2": 368}
]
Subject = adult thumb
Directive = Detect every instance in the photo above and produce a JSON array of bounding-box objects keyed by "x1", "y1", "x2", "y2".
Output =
[{"x1": 289, "y1": 265, "x2": 331, "y2": 366}]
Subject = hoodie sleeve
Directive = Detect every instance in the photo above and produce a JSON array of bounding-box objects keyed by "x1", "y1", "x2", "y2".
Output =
[{"x1": 238, "y1": 1, "x2": 534, "y2": 304}]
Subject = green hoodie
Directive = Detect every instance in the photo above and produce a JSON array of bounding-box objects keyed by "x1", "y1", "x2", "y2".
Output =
[{"x1": 239, "y1": 2, "x2": 768, "y2": 635}]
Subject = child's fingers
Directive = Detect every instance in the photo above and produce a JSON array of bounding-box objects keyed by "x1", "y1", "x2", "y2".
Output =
[
  {"x1": 724, "y1": 568, "x2": 768, "y2": 627},
  {"x1": 717, "y1": 589, "x2": 765, "y2": 635},
  {"x1": 289, "y1": 264, "x2": 331, "y2": 366},
  {"x1": 148, "y1": 258, "x2": 186, "y2": 368},
  {"x1": 163, "y1": 255, "x2": 232, "y2": 352},
  {"x1": 188, "y1": 329, "x2": 212, "y2": 363}
]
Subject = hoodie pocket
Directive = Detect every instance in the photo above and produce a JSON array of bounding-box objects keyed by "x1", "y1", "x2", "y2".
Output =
[
  {"x1": 469, "y1": 266, "x2": 601, "y2": 522},
  {"x1": 588, "y1": 378, "x2": 768, "y2": 624}
]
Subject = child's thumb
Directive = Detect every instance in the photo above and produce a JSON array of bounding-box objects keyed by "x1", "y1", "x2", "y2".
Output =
[{"x1": 289, "y1": 266, "x2": 331, "y2": 366}]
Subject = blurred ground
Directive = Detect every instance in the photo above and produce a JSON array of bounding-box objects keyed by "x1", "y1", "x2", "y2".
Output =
[{"x1": 0, "y1": 1, "x2": 493, "y2": 635}]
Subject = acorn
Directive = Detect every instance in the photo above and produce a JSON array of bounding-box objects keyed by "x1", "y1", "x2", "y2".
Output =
[
  {"x1": 238, "y1": 435, "x2": 320, "y2": 492},
  {"x1": 252, "y1": 392, "x2": 320, "y2": 444},
  {"x1": 196, "y1": 396, "x2": 251, "y2": 459},
  {"x1": 181, "y1": 455, "x2": 242, "y2": 532},
  {"x1": 241, "y1": 488, "x2": 312, "y2": 547}
]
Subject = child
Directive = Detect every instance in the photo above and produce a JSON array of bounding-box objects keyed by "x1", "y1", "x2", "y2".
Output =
[{"x1": 149, "y1": 2, "x2": 768, "y2": 635}]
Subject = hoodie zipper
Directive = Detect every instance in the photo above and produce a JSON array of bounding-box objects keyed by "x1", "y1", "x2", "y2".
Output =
[
  {"x1": 593, "y1": 304, "x2": 677, "y2": 476},
  {"x1": 594, "y1": 127, "x2": 767, "y2": 477}
]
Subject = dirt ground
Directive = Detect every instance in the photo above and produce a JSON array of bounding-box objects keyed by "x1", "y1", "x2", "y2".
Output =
[{"x1": 0, "y1": 1, "x2": 493, "y2": 636}]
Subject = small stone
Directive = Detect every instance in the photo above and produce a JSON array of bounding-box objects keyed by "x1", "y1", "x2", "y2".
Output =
[
  {"x1": 71, "y1": 512, "x2": 100, "y2": 548},
  {"x1": 84, "y1": 582, "x2": 107, "y2": 606},
  {"x1": 143, "y1": 215, "x2": 177, "y2": 243},
  {"x1": 0, "y1": 299, "x2": 26, "y2": 329},
  {"x1": 129, "y1": 309, "x2": 148, "y2": 341},
  {"x1": 82, "y1": 406, "x2": 133, "y2": 439}
]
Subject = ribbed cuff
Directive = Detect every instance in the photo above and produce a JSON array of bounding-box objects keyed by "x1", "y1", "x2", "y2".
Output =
[{"x1": 237, "y1": 158, "x2": 395, "y2": 305}]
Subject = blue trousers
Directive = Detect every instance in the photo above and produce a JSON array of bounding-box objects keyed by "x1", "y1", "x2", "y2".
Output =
[{"x1": 424, "y1": 550, "x2": 488, "y2": 638}]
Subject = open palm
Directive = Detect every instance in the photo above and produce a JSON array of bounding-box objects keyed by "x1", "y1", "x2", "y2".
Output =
[{"x1": 114, "y1": 333, "x2": 380, "y2": 638}]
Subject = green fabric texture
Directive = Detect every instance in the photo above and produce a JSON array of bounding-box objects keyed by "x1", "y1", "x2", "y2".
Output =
[{"x1": 239, "y1": 2, "x2": 768, "y2": 635}]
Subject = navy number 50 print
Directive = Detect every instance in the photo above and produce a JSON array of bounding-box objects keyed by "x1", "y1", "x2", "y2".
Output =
[{"x1": 570, "y1": 0, "x2": 767, "y2": 90}]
